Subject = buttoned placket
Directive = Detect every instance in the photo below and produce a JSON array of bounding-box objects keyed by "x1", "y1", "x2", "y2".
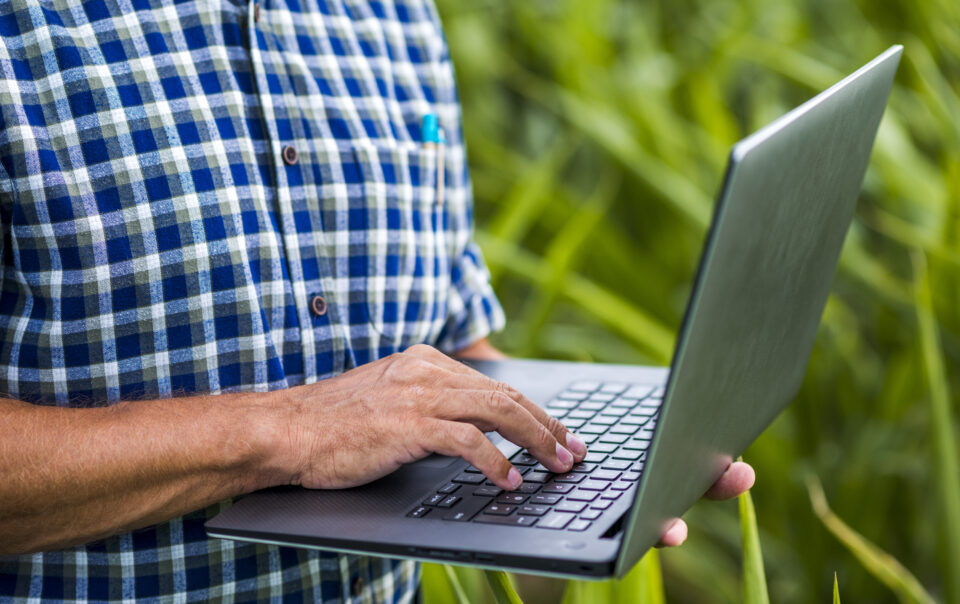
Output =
[{"x1": 245, "y1": 0, "x2": 345, "y2": 380}]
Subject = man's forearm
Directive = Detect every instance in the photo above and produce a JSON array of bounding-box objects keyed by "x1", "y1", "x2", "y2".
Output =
[{"x1": 0, "y1": 390, "x2": 291, "y2": 555}]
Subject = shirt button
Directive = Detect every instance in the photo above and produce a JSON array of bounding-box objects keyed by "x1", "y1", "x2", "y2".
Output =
[
  {"x1": 351, "y1": 576, "x2": 364, "y2": 597},
  {"x1": 310, "y1": 295, "x2": 327, "y2": 317},
  {"x1": 282, "y1": 145, "x2": 298, "y2": 165}
]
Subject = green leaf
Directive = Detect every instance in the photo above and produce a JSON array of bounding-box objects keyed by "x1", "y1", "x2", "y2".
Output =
[
  {"x1": 912, "y1": 251, "x2": 960, "y2": 604},
  {"x1": 484, "y1": 571, "x2": 524, "y2": 604},
  {"x1": 807, "y1": 474, "x2": 936, "y2": 604},
  {"x1": 739, "y1": 489, "x2": 770, "y2": 604},
  {"x1": 834, "y1": 573, "x2": 841, "y2": 604}
]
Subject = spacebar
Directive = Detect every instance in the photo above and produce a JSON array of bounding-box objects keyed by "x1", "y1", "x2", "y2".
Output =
[
  {"x1": 442, "y1": 496, "x2": 491, "y2": 522},
  {"x1": 474, "y1": 514, "x2": 537, "y2": 527}
]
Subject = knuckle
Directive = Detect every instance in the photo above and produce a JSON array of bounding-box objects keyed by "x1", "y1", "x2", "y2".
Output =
[
  {"x1": 536, "y1": 424, "x2": 556, "y2": 450},
  {"x1": 451, "y1": 424, "x2": 483, "y2": 450},
  {"x1": 545, "y1": 416, "x2": 566, "y2": 437}
]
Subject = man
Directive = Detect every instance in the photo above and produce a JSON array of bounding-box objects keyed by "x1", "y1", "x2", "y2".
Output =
[{"x1": 0, "y1": 0, "x2": 754, "y2": 601}]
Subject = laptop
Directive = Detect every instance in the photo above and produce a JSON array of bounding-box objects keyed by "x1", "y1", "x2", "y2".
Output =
[{"x1": 206, "y1": 46, "x2": 902, "y2": 579}]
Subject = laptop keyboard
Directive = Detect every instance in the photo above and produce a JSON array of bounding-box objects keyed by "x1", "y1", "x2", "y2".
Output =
[{"x1": 406, "y1": 380, "x2": 663, "y2": 532}]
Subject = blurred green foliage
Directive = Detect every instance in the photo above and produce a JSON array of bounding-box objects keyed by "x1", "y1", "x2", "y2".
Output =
[{"x1": 428, "y1": 0, "x2": 960, "y2": 601}]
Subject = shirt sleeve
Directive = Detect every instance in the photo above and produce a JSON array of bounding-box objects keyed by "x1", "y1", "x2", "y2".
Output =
[{"x1": 435, "y1": 237, "x2": 507, "y2": 354}]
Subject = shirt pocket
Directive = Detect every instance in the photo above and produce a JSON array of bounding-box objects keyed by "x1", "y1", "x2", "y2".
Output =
[{"x1": 352, "y1": 140, "x2": 450, "y2": 353}]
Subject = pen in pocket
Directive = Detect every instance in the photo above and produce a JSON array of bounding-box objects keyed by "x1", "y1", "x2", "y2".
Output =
[{"x1": 420, "y1": 114, "x2": 445, "y2": 206}]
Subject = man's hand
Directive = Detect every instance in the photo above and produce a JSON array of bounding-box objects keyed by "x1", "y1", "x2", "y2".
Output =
[
  {"x1": 656, "y1": 461, "x2": 756, "y2": 547},
  {"x1": 275, "y1": 344, "x2": 587, "y2": 491}
]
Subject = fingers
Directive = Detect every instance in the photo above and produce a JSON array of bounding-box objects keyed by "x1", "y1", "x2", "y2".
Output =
[
  {"x1": 431, "y1": 389, "x2": 575, "y2": 474},
  {"x1": 423, "y1": 419, "x2": 522, "y2": 490},
  {"x1": 704, "y1": 461, "x2": 756, "y2": 500},
  {"x1": 655, "y1": 519, "x2": 688, "y2": 548},
  {"x1": 405, "y1": 346, "x2": 587, "y2": 463}
]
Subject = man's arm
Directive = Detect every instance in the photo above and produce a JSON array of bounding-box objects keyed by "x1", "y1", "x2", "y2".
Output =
[{"x1": 0, "y1": 345, "x2": 585, "y2": 555}]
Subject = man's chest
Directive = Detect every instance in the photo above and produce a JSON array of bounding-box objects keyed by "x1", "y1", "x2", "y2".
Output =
[{"x1": 0, "y1": 0, "x2": 468, "y2": 400}]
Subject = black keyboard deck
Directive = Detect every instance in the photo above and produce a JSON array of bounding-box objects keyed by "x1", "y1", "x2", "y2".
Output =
[{"x1": 406, "y1": 380, "x2": 663, "y2": 532}]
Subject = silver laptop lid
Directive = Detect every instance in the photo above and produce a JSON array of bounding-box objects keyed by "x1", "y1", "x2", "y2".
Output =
[{"x1": 616, "y1": 46, "x2": 902, "y2": 576}]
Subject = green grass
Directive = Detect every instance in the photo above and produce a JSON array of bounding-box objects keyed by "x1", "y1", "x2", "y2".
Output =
[{"x1": 427, "y1": 0, "x2": 960, "y2": 601}]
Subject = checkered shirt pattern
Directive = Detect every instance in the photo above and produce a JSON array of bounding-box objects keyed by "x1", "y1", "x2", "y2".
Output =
[{"x1": 0, "y1": 0, "x2": 505, "y2": 601}]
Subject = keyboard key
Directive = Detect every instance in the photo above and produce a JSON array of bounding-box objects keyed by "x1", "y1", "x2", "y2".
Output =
[
  {"x1": 599, "y1": 433, "x2": 629, "y2": 444},
  {"x1": 622, "y1": 385, "x2": 655, "y2": 399},
  {"x1": 588, "y1": 393, "x2": 616, "y2": 403},
  {"x1": 511, "y1": 452, "x2": 539, "y2": 466},
  {"x1": 424, "y1": 494, "x2": 445, "y2": 506},
  {"x1": 600, "y1": 382, "x2": 628, "y2": 394},
  {"x1": 583, "y1": 452, "x2": 608, "y2": 463},
  {"x1": 610, "y1": 424, "x2": 639, "y2": 435},
  {"x1": 453, "y1": 473, "x2": 485, "y2": 484},
  {"x1": 537, "y1": 512, "x2": 576, "y2": 530},
  {"x1": 546, "y1": 407, "x2": 567, "y2": 419},
  {"x1": 623, "y1": 471, "x2": 642, "y2": 482},
  {"x1": 601, "y1": 460, "x2": 632, "y2": 471},
  {"x1": 599, "y1": 406, "x2": 630, "y2": 417},
  {"x1": 558, "y1": 390, "x2": 590, "y2": 401},
  {"x1": 531, "y1": 494, "x2": 562, "y2": 505},
  {"x1": 464, "y1": 466, "x2": 482, "y2": 473},
  {"x1": 610, "y1": 398, "x2": 638, "y2": 408},
  {"x1": 484, "y1": 504, "x2": 516, "y2": 516},
  {"x1": 408, "y1": 506, "x2": 431, "y2": 518},
  {"x1": 547, "y1": 399, "x2": 578, "y2": 409},
  {"x1": 524, "y1": 471, "x2": 551, "y2": 484},
  {"x1": 476, "y1": 514, "x2": 537, "y2": 527},
  {"x1": 554, "y1": 473, "x2": 586, "y2": 484},
  {"x1": 519, "y1": 504, "x2": 551, "y2": 516},
  {"x1": 612, "y1": 450, "x2": 644, "y2": 461},
  {"x1": 516, "y1": 483, "x2": 541, "y2": 494},
  {"x1": 570, "y1": 462, "x2": 596, "y2": 474},
  {"x1": 611, "y1": 481, "x2": 634, "y2": 491},
  {"x1": 497, "y1": 494, "x2": 528, "y2": 505},
  {"x1": 439, "y1": 496, "x2": 460, "y2": 508},
  {"x1": 532, "y1": 463, "x2": 551, "y2": 473},
  {"x1": 568, "y1": 410, "x2": 595, "y2": 419},
  {"x1": 578, "y1": 401, "x2": 606, "y2": 411},
  {"x1": 591, "y1": 415, "x2": 618, "y2": 426},
  {"x1": 563, "y1": 418, "x2": 586, "y2": 429},
  {"x1": 621, "y1": 414, "x2": 651, "y2": 425},
  {"x1": 581, "y1": 434, "x2": 600, "y2": 444},
  {"x1": 566, "y1": 489, "x2": 599, "y2": 502},
  {"x1": 579, "y1": 480, "x2": 609, "y2": 492},
  {"x1": 632, "y1": 462, "x2": 645, "y2": 472},
  {"x1": 542, "y1": 483, "x2": 575, "y2": 494},
  {"x1": 580, "y1": 509, "x2": 603, "y2": 521},
  {"x1": 590, "y1": 499, "x2": 613, "y2": 510},
  {"x1": 638, "y1": 429, "x2": 656, "y2": 440},
  {"x1": 438, "y1": 483, "x2": 461, "y2": 494},
  {"x1": 579, "y1": 423, "x2": 607, "y2": 434},
  {"x1": 626, "y1": 438, "x2": 651, "y2": 449},
  {"x1": 568, "y1": 519, "x2": 592, "y2": 531},
  {"x1": 592, "y1": 469, "x2": 622, "y2": 481},
  {"x1": 472, "y1": 486, "x2": 503, "y2": 497},
  {"x1": 556, "y1": 500, "x2": 587, "y2": 513},
  {"x1": 600, "y1": 491, "x2": 623, "y2": 500},
  {"x1": 650, "y1": 386, "x2": 666, "y2": 398},
  {"x1": 568, "y1": 381, "x2": 600, "y2": 392}
]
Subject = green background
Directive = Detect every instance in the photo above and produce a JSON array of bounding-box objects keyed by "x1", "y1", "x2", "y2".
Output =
[{"x1": 430, "y1": 0, "x2": 960, "y2": 601}]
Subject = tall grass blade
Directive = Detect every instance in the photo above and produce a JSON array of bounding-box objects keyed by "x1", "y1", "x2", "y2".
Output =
[
  {"x1": 444, "y1": 565, "x2": 472, "y2": 604},
  {"x1": 834, "y1": 573, "x2": 841, "y2": 604},
  {"x1": 806, "y1": 474, "x2": 936, "y2": 604},
  {"x1": 912, "y1": 251, "x2": 960, "y2": 604},
  {"x1": 484, "y1": 571, "x2": 524, "y2": 604},
  {"x1": 739, "y1": 489, "x2": 770, "y2": 604}
]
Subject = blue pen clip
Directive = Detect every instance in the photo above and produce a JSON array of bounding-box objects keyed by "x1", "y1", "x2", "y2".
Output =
[{"x1": 421, "y1": 114, "x2": 440, "y2": 144}]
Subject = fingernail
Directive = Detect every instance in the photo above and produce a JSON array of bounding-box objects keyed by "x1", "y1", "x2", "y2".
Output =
[
  {"x1": 556, "y1": 442, "x2": 574, "y2": 466},
  {"x1": 507, "y1": 467, "x2": 523, "y2": 489},
  {"x1": 566, "y1": 433, "x2": 587, "y2": 458}
]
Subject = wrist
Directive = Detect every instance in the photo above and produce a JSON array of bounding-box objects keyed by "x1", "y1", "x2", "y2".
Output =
[{"x1": 221, "y1": 387, "x2": 305, "y2": 492}]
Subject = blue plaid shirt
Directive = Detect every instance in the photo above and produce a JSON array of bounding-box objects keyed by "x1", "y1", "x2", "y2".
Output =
[{"x1": 0, "y1": 0, "x2": 504, "y2": 601}]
